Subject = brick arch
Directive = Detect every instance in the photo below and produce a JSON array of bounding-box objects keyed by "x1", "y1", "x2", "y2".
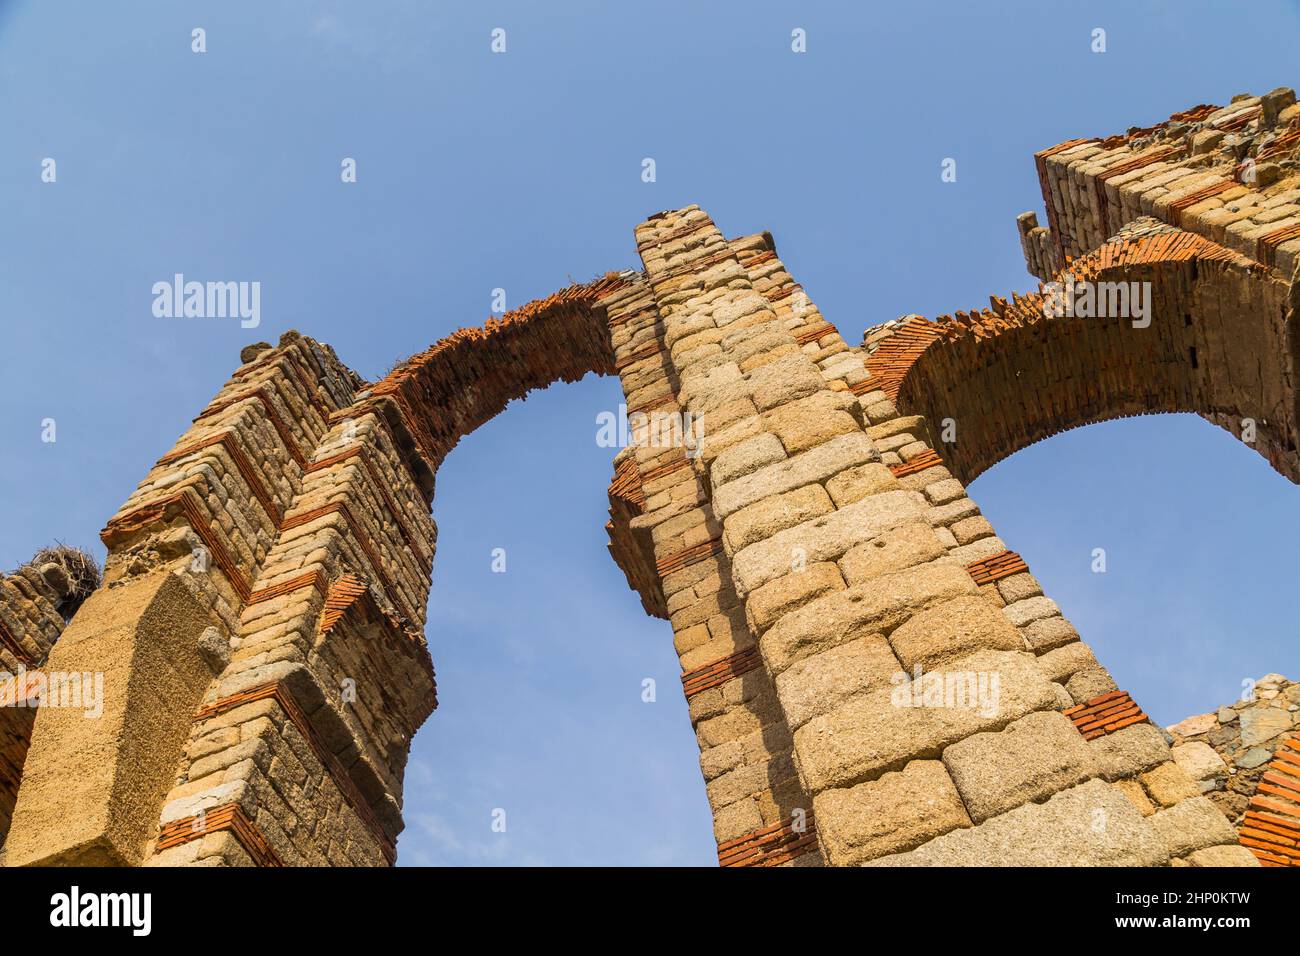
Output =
[
  {"x1": 362, "y1": 272, "x2": 635, "y2": 473},
  {"x1": 868, "y1": 228, "x2": 1299, "y2": 485}
]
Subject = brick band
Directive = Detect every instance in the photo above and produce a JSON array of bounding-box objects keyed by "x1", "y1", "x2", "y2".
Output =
[
  {"x1": 680, "y1": 648, "x2": 762, "y2": 699},
  {"x1": 655, "y1": 537, "x2": 724, "y2": 577},
  {"x1": 278, "y1": 501, "x2": 415, "y2": 622},
  {"x1": 1243, "y1": 736, "x2": 1300, "y2": 866},
  {"x1": 155, "y1": 802, "x2": 284, "y2": 867},
  {"x1": 793, "y1": 323, "x2": 836, "y2": 346},
  {"x1": 195, "y1": 386, "x2": 308, "y2": 468},
  {"x1": 1063, "y1": 690, "x2": 1148, "y2": 740},
  {"x1": 158, "y1": 430, "x2": 283, "y2": 525},
  {"x1": 889, "y1": 449, "x2": 944, "y2": 478},
  {"x1": 614, "y1": 342, "x2": 665, "y2": 371},
  {"x1": 101, "y1": 489, "x2": 252, "y2": 601},
  {"x1": 965, "y1": 550, "x2": 1028, "y2": 586},
  {"x1": 245, "y1": 569, "x2": 329, "y2": 607},
  {"x1": 718, "y1": 814, "x2": 818, "y2": 867}
]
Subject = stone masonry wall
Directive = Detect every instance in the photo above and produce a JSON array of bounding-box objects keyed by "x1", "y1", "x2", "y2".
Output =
[
  {"x1": 0, "y1": 554, "x2": 83, "y2": 854},
  {"x1": 148, "y1": 343, "x2": 440, "y2": 866},
  {"x1": 8, "y1": 88, "x2": 1295, "y2": 863},
  {"x1": 630, "y1": 204, "x2": 1257, "y2": 867},
  {"x1": 1021, "y1": 89, "x2": 1300, "y2": 279},
  {"x1": 1167, "y1": 674, "x2": 1300, "y2": 866},
  {"x1": 619, "y1": 215, "x2": 820, "y2": 865}
]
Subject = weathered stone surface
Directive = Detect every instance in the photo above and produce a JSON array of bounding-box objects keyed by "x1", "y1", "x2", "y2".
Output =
[
  {"x1": 927, "y1": 497, "x2": 980, "y2": 526},
  {"x1": 1149, "y1": 797, "x2": 1239, "y2": 858},
  {"x1": 942, "y1": 711, "x2": 1099, "y2": 822},
  {"x1": 824, "y1": 462, "x2": 900, "y2": 507},
  {"x1": 1115, "y1": 777, "x2": 1156, "y2": 816},
  {"x1": 711, "y1": 432, "x2": 785, "y2": 488},
  {"x1": 1239, "y1": 707, "x2": 1294, "y2": 746},
  {"x1": 1141, "y1": 761, "x2": 1201, "y2": 807},
  {"x1": 837, "y1": 520, "x2": 946, "y2": 586},
  {"x1": 813, "y1": 760, "x2": 971, "y2": 865},
  {"x1": 759, "y1": 391, "x2": 860, "y2": 455},
  {"x1": 731, "y1": 490, "x2": 924, "y2": 595},
  {"x1": 1171, "y1": 742, "x2": 1227, "y2": 782},
  {"x1": 1003, "y1": 596, "x2": 1061, "y2": 628},
  {"x1": 712, "y1": 797, "x2": 763, "y2": 843},
  {"x1": 745, "y1": 354, "x2": 826, "y2": 412},
  {"x1": 713, "y1": 432, "x2": 877, "y2": 519},
  {"x1": 923, "y1": 478, "x2": 966, "y2": 505},
  {"x1": 867, "y1": 780, "x2": 1167, "y2": 867},
  {"x1": 1185, "y1": 845, "x2": 1260, "y2": 867},
  {"x1": 1033, "y1": 641, "x2": 1099, "y2": 683},
  {"x1": 746, "y1": 563, "x2": 844, "y2": 632},
  {"x1": 679, "y1": 361, "x2": 744, "y2": 412},
  {"x1": 1236, "y1": 746, "x2": 1272, "y2": 769},
  {"x1": 793, "y1": 649, "x2": 1061, "y2": 791},
  {"x1": 1065, "y1": 668, "x2": 1117, "y2": 703},
  {"x1": 949, "y1": 515, "x2": 995, "y2": 545},
  {"x1": 724, "y1": 483, "x2": 833, "y2": 553},
  {"x1": 774, "y1": 633, "x2": 901, "y2": 730},
  {"x1": 995, "y1": 572, "x2": 1042, "y2": 604},
  {"x1": 760, "y1": 562, "x2": 978, "y2": 673},
  {"x1": 887, "y1": 594, "x2": 1025, "y2": 670},
  {"x1": 945, "y1": 535, "x2": 1007, "y2": 566},
  {"x1": 699, "y1": 741, "x2": 744, "y2": 781},
  {"x1": 1022, "y1": 616, "x2": 1079, "y2": 652},
  {"x1": 1089, "y1": 723, "x2": 1173, "y2": 781},
  {"x1": 1168, "y1": 712, "x2": 1218, "y2": 738},
  {"x1": 4, "y1": 572, "x2": 221, "y2": 867},
  {"x1": 866, "y1": 415, "x2": 928, "y2": 441}
]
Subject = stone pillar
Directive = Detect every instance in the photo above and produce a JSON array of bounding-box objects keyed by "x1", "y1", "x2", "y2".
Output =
[
  {"x1": 5, "y1": 332, "x2": 438, "y2": 867},
  {"x1": 148, "y1": 379, "x2": 438, "y2": 866},
  {"x1": 603, "y1": 250, "x2": 819, "y2": 865},
  {"x1": 3, "y1": 573, "x2": 220, "y2": 866},
  {"x1": 0, "y1": 550, "x2": 96, "y2": 855},
  {"x1": 633, "y1": 205, "x2": 1252, "y2": 867}
]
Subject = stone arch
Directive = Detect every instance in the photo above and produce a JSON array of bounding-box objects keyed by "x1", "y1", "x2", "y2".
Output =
[
  {"x1": 868, "y1": 226, "x2": 1299, "y2": 485},
  {"x1": 4, "y1": 259, "x2": 753, "y2": 867},
  {"x1": 6, "y1": 154, "x2": 1293, "y2": 866},
  {"x1": 363, "y1": 273, "x2": 632, "y2": 472}
]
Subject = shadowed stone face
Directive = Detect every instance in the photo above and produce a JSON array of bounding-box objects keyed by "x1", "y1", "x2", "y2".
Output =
[{"x1": 4, "y1": 572, "x2": 219, "y2": 867}]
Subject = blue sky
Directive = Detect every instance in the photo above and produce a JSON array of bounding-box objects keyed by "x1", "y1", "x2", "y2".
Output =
[{"x1": 2, "y1": 1, "x2": 1299, "y2": 866}]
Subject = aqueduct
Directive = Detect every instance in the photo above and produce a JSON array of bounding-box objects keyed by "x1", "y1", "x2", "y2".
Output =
[{"x1": 3, "y1": 88, "x2": 1300, "y2": 867}]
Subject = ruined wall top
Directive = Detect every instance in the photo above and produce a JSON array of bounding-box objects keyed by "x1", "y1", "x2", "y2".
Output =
[{"x1": 1018, "y1": 87, "x2": 1300, "y2": 281}]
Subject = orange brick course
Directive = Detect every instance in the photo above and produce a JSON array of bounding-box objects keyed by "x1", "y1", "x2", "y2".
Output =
[
  {"x1": 965, "y1": 550, "x2": 1029, "y2": 586},
  {"x1": 155, "y1": 802, "x2": 284, "y2": 867},
  {"x1": 680, "y1": 648, "x2": 762, "y2": 699},
  {"x1": 1063, "y1": 690, "x2": 1149, "y2": 741},
  {"x1": 655, "y1": 537, "x2": 724, "y2": 577},
  {"x1": 718, "y1": 814, "x2": 819, "y2": 867},
  {"x1": 1244, "y1": 733, "x2": 1300, "y2": 865}
]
